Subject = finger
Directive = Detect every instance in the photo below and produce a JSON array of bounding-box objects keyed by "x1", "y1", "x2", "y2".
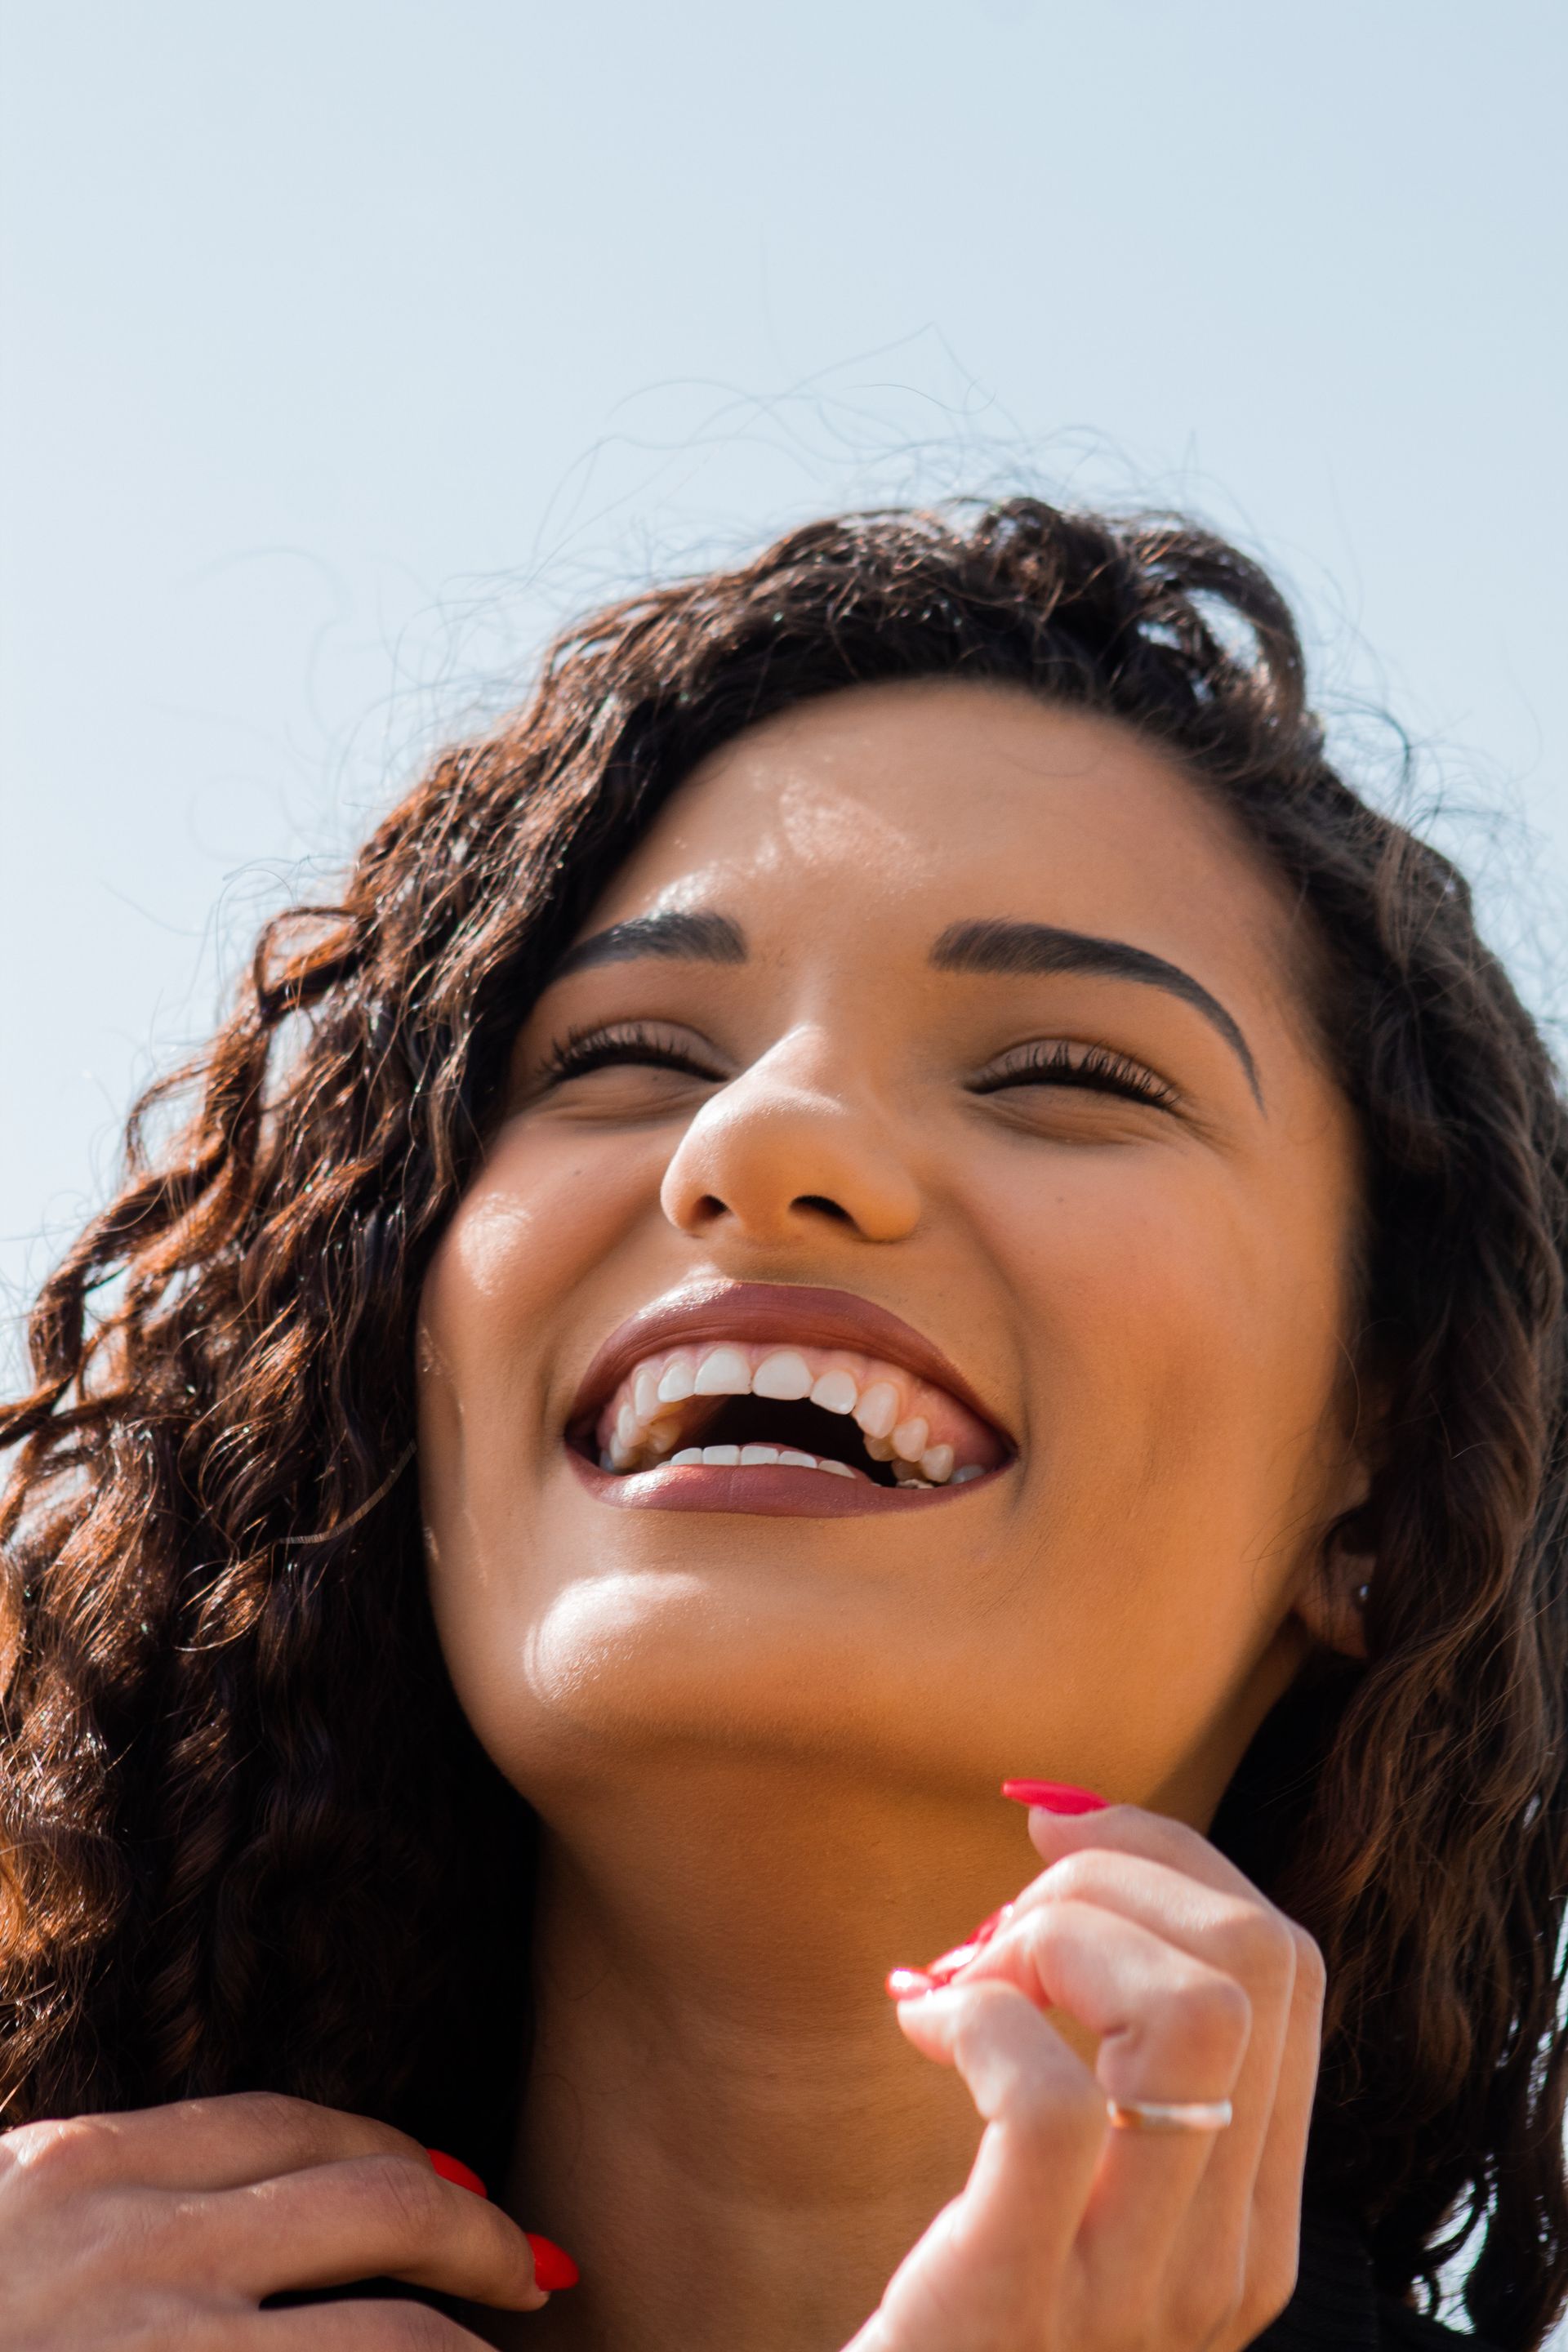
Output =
[
  {"x1": 1002, "y1": 1849, "x2": 1298, "y2": 2209},
  {"x1": 1009, "y1": 1846, "x2": 1294, "y2": 1981},
  {"x1": 256, "y1": 2301, "x2": 497, "y2": 2350},
  {"x1": 1232, "y1": 1919, "x2": 1325, "y2": 2326},
  {"x1": 874, "y1": 1979, "x2": 1103, "y2": 2349},
  {"x1": 942, "y1": 1895, "x2": 1250, "y2": 2286},
  {"x1": 1019, "y1": 1799, "x2": 1272, "y2": 1906},
  {"x1": 1006, "y1": 1810, "x2": 1304, "y2": 2171},
  {"x1": 1083, "y1": 1922, "x2": 1320, "y2": 2342},
  {"x1": 191, "y1": 2155, "x2": 548, "y2": 2310},
  {"x1": 1009, "y1": 1811, "x2": 1323, "y2": 2332},
  {"x1": 0, "y1": 2091, "x2": 421, "y2": 2196},
  {"x1": 953, "y1": 1896, "x2": 1253, "y2": 2106}
]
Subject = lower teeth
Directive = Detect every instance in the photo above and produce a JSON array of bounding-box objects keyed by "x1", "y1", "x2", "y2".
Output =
[
  {"x1": 599, "y1": 1440, "x2": 975, "y2": 1486},
  {"x1": 657, "y1": 1446, "x2": 856, "y2": 1477}
]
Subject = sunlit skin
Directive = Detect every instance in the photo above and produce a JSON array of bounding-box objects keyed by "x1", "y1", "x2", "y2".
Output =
[{"x1": 416, "y1": 679, "x2": 1370, "y2": 2350}]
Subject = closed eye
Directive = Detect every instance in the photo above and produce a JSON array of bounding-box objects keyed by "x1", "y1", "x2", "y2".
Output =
[
  {"x1": 537, "y1": 1021, "x2": 728, "y2": 1088},
  {"x1": 971, "y1": 1040, "x2": 1178, "y2": 1109}
]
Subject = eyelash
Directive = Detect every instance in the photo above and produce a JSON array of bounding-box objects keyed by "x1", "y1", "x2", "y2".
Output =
[
  {"x1": 971, "y1": 1040, "x2": 1177, "y2": 1108},
  {"x1": 538, "y1": 1022, "x2": 724, "y2": 1086},
  {"x1": 541, "y1": 1024, "x2": 1174, "y2": 1109}
]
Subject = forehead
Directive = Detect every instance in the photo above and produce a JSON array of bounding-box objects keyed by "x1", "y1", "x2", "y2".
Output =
[{"x1": 588, "y1": 679, "x2": 1302, "y2": 993}]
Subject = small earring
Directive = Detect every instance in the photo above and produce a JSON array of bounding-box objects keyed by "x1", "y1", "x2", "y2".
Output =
[{"x1": 1356, "y1": 1581, "x2": 1371, "y2": 1607}]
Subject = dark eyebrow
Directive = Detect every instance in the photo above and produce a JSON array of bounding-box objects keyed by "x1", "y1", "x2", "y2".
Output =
[
  {"x1": 550, "y1": 910, "x2": 748, "y2": 981},
  {"x1": 931, "y1": 919, "x2": 1263, "y2": 1108}
]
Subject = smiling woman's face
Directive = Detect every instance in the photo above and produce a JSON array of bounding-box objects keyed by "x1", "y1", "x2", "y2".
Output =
[{"x1": 417, "y1": 679, "x2": 1367, "y2": 1824}]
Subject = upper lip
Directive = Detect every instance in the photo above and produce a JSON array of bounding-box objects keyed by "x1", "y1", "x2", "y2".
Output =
[{"x1": 568, "y1": 1280, "x2": 1011, "y2": 1447}]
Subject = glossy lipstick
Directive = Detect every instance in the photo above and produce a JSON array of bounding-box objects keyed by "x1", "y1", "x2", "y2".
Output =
[{"x1": 565, "y1": 1280, "x2": 1013, "y2": 1517}]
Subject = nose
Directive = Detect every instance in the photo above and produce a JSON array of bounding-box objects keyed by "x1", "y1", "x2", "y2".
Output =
[{"x1": 659, "y1": 1035, "x2": 922, "y2": 1247}]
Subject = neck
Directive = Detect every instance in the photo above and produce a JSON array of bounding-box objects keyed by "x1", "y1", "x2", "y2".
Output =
[{"x1": 495, "y1": 1758, "x2": 1027, "y2": 2352}]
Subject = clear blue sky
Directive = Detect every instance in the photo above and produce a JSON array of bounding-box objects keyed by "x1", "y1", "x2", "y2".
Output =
[
  {"x1": 3, "y1": 0, "x2": 1566, "y2": 1359},
  {"x1": 2, "y1": 7, "x2": 1566, "y2": 2319}
]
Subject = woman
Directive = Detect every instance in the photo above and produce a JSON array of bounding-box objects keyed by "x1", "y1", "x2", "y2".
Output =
[{"x1": 1, "y1": 501, "x2": 1564, "y2": 2350}]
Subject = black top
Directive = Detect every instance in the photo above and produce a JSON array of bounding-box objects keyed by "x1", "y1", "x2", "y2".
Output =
[{"x1": 1252, "y1": 2206, "x2": 1497, "y2": 2350}]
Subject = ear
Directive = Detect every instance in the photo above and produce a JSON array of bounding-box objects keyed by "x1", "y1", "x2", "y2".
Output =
[
  {"x1": 1293, "y1": 1342, "x2": 1392, "y2": 1664},
  {"x1": 1293, "y1": 1501, "x2": 1375, "y2": 1664}
]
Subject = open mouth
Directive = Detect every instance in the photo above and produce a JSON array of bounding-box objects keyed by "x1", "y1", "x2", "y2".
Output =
[{"x1": 570, "y1": 1325, "x2": 1009, "y2": 1500}]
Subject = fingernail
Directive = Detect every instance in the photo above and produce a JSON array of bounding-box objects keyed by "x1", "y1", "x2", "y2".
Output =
[
  {"x1": 970, "y1": 1902, "x2": 1012, "y2": 1945},
  {"x1": 885, "y1": 1965, "x2": 939, "y2": 1998},
  {"x1": 426, "y1": 2151, "x2": 577, "y2": 2292},
  {"x1": 1001, "y1": 1780, "x2": 1108, "y2": 1813},
  {"x1": 918, "y1": 1917, "x2": 1007, "y2": 1982},
  {"x1": 528, "y1": 2234, "x2": 581, "y2": 2291},
  {"x1": 426, "y1": 2148, "x2": 487, "y2": 2197},
  {"x1": 884, "y1": 1902, "x2": 1013, "y2": 2000}
]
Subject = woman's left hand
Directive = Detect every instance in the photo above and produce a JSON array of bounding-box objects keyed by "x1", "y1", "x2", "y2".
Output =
[{"x1": 847, "y1": 1803, "x2": 1325, "y2": 2351}]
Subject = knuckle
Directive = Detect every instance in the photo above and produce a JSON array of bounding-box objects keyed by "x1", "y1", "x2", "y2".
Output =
[
  {"x1": 355, "y1": 2152, "x2": 448, "y2": 2240},
  {"x1": 1037, "y1": 1849, "x2": 1104, "y2": 1902},
  {"x1": 1289, "y1": 1923, "x2": 1328, "y2": 2009},
  {"x1": 43, "y1": 2183, "x2": 175, "y2": 2292},
  {"x1": 1150, "y1": 1967, "x2": 1251, "y2": 2075},
  {"x1": 0, "y1": 2113, "x2": 105, "y2": 2194},
  {"x1": 1214, "y1": 1904, "x2": 1295, "y2": 1996}
]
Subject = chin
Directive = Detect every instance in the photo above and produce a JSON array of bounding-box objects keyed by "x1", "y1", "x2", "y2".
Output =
[{"x1": 434, "y1": 1540, "x2": 1059, "y2": 1815}]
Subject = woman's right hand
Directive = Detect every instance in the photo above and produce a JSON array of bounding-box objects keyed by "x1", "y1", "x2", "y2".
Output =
[{"x1": 0, "y1": 2091, "x2": 553, "y2": 2348}]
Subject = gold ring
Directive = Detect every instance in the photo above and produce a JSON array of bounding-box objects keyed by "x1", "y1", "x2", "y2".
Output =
[{"x1": 1106, "y1": 2097, "x2": 1233, "y2": 2134}]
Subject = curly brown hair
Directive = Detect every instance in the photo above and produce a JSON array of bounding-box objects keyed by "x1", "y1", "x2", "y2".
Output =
[{"x1": 3, "y1": 500, "x2": 1566, "y2": 2345}]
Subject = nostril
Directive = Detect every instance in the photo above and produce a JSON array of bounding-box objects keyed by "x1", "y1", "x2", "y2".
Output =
[{"x1": 795, "y1": 1195, "x2": 852, "y2": 1223}]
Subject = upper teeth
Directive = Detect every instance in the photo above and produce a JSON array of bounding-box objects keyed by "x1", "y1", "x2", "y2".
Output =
[{"x1": 593, "y1": 1339, "x2": 997, "y2": 1486}]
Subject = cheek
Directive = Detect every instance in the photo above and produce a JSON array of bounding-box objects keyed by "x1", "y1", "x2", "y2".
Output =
[
  {"x1": 416, "y1": 1121, "x2": 665, "y2": 1592},
  {"x1": 973, "y1": 1148, "x2": 1349, "y2": 1547},
  {"x1": 963, "y1": 1149, "x2": 1352, "y2": 1788},
  {"x1": 421, "y1": 1120, "x2": 661, "y2": 1403},
  {"x1": 416, "y1": 1125, "x2": 679, "y2": 1782}
]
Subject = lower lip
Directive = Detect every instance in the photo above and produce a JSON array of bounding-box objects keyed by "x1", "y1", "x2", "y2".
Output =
[{"x1": 568, "y1": 1450, "x2": 1002, "y2": 1517}]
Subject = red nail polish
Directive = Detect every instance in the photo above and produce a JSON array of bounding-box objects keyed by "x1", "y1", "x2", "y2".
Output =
[
  {"x1": 426, "y1": 2151, "x2": 577, "y2": 2292},
  {"x1": 1001, "y1": 1780, "x2": 1108, "y2": 1813},
  {"x1": 885, "y1": 1965, "x2": 938, "y2": 1998},
  {"x1": 426, "y1": 2149, "x2": 487, "y2": 2198},
  {"x1": 528, "y1": 2234, "x2": 581, "y2": 2291},
  {"x1": 884, "y1": 1902, "x2": 1014, "y2": 2000}
]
